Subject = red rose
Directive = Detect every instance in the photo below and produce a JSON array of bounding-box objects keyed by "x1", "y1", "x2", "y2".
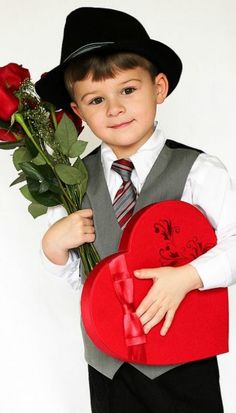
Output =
[
  {"x1": 0, "y1": 84, "x2": 19, "y2": 121},
  {"x1": 0, "y1": 128, "x2": 17, "y2": 142},
  {"x1": 0, "y1": 63, "x2": 30, "y2": 91},
  {"x1": 55, "y1": 110, "x2": 83, "y2": 134}
]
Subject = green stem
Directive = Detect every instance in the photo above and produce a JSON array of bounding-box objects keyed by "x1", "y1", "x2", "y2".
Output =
[
  {"x1": 57, "y1": 182, "x2": 77, "y2": 210},
  {"x1": 15, "y1": 113, "x2": 52, "y2": 167},
  {"x1": 71, "y1": 185, "x2": 81, "y2": 210},
  {"x1": 49, "y1": 104, "x2": 58, "y2": 130},
  {"x1": 60, "y1": 194, "x2": 73, "y2": 215},
  {"x1": 90, "y1": 243, "x2": 100, "y2": 263},
  {"x1": 79, "y1": 245, "x2": 90, "y2": 276}
]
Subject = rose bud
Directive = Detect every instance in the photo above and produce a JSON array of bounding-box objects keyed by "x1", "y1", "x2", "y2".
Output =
[
  {"x1": 0, "y1": 63, "x2": 30, "y2": 91},
  {"x1": 0, "y1": 128, "x2": 17, "y2": 142},
  {"x1": 0, "y1": 84, "x2": 19, "y2": 121}
]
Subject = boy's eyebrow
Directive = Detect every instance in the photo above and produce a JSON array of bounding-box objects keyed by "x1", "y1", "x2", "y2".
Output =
[
  {"x1": 120, "y1": 78, "x2": 141, "y2": 84},
  {"x1": 81, "y1": 91, "x2": 100, "y2": 101},
  {"x1": 81, "y1": 78, "x2": 141, "y2": 101}
]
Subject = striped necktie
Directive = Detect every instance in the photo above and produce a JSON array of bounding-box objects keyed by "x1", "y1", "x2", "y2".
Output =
[{"x1": 111, "y1": 158, "x2": 137, "y2": 230}]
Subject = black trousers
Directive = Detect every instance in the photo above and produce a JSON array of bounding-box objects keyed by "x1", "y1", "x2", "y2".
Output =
[{"x1": 88, "y1": 357, "x2": 224, "y2": 413}]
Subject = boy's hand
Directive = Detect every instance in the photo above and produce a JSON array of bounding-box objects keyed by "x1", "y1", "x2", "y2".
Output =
[
  {"x1": 42, "y1": 208, "x2": 95, "y2": 265},
  {"x1": 134, "y1": 265, "x2": 203, "y2": 336}
]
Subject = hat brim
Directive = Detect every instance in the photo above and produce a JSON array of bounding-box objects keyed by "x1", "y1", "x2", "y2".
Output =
[{"x1": 35, "y1": 39, "x2": 182, "y2": 111}]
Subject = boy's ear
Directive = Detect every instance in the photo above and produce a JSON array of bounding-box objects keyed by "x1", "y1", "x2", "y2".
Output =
[
  {"x1": 154, "y1": 73, "x2": 169, "y2": 104},
  {"x1": 70, "y1": 102, "x2": 86, "y2": 121}
]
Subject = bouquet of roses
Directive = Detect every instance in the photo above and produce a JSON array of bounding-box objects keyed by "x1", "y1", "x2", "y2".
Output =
[{"x1": 0, "y1": 62, "x2": 100, "y2": 275}]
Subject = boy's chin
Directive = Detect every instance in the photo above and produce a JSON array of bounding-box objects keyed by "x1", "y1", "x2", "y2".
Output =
[{"x1": 108, "y1": 141, "x2": 146, "y2": 158}]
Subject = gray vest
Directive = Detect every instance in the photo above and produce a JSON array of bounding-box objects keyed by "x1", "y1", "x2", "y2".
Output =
[{"x1": 80, "y1": 139, "x2": 201, "y2": 379}]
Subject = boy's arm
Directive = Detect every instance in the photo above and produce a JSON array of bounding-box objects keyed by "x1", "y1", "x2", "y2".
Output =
[
  {"x1": 182, "y1": 152, "x2": 236, "y2": 290},
  {"x1": 40, "y1": 245, "x2": 81, "y2": 291},
  {"x1": 39, "y1": 205, "x2": 81, "y2": 291},
  {"x1": 135, "y1": 152, "x2": 236, "y2": 335}
]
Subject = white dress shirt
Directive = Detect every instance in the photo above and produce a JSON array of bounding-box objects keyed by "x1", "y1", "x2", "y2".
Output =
[{"x1": 40, "y1": 125, "x2": 236, "y2": 292}]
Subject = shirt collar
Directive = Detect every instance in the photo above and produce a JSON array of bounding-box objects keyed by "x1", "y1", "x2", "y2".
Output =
[{"x1": 101, "y1": 122, "x2": 167, "y2": 185}]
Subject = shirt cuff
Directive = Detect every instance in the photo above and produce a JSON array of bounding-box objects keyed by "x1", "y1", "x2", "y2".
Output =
[
  {"x1": 39, "y1": 244, "x2": 81, "y2": 291},
  {"x1": 191, "y1": 251, "x2": 231, "y2": 290}
]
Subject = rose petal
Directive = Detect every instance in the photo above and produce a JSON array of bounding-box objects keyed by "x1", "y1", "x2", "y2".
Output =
[
  {"x1": 0, "y1": 63, "x2": 30, "y2": 91},
  {"x1": 0, "y1": 84, "x2": 19, "y2": 121},
  {"x1": 0, "y1": 127, "x2": 17, "y2": 142}
]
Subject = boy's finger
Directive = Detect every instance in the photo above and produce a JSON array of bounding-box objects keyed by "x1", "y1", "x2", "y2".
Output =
[
  {"x1": 83, "y1": 218, "x2": 94, "y2": 226},
  {"x1": 82, "y1": 233, "x2": 96, "y2": 243},
  {"x1": 142, "y1": 308, "x2": 167, "y2": 334},
  {"x1": 75, "y1": 208, "x2": 93, "y2": 217},
  {"x1": 83, "y1": 226, "x2": 95, "y2": 234},
  {"x1": 138, "y1": 301, "x2": 160, "y2": 325},
  {"x1": 134, "y1": 268, "x2": 158, "y2": 279},
  {"x1": 135, "y1": 291, "x2": 156, "y2": 317},
  {"x1": 160, "y1": 310, "x2": 175, "y2": 336}
]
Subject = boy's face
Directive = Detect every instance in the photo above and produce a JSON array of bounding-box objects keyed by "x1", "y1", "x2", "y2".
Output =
[{"x1": 71, "y1": 66, "x2": 168, "y2": 158}]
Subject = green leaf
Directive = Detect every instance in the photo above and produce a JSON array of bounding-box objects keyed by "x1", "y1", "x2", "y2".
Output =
[
  {"x1": 13, "y1": 147, "x2": 33, "y2": 171},
  {"x1": 20, "y1": 184, "x2": 38, "y2": 202},
  {"x1": 55, "y1": 163, "x2": 83, "y2": 185},
  {"x1": 19, "y1": 161, "x2": 46, "y2": 181},
  {"x1": 39, "y1": 180, "x2": 50, "y2": 193},
  {"x1": 55, "y1": 114, "x2": 78, "y2": 156},
  {"x1": 0, "y1": 140, "x2": 24, "y2": 150},
  {"x1": 73, "y1": 157, "x2": 88, "y2": 180},
  {"x1": 27, "y1": 178, "x2": 61, "y2": 207},
  {"x1": 10, "y1": 172, "x2": 27, "y2": 187},
  {"x1": 31, "y1": 152, "x2": 46, "y2": 165},
  {"x1": 68, "y1": 140, "x2": 88, "y2": 158},
  {"x1": 19, "y1": 162, "x2": 61, "y2": 195},
  {"x1": 28, "y1": 203, "x2": 48, "y2": 218}
]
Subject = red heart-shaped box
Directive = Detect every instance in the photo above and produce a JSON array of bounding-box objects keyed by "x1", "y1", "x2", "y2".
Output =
[{"x1": 81, "y1": 200, "x2": 229, "y2": 364}]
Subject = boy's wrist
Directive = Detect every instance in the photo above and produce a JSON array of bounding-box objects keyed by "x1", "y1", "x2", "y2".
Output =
[
  {"x1": 180, "y1": 264, "x2": 204, "y2": 292},
  {"x1": 42, "y1": 236, "x2": 69, "y2": 265}
]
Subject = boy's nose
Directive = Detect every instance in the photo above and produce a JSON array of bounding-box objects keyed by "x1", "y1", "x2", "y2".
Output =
[{"x1": 106, "y1": 98, "x2": 125, "y2": 117}]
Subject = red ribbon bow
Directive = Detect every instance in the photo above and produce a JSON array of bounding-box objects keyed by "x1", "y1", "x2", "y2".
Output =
[{"x1": 109, "y1": 255, "x2": 147, "y2": 362}]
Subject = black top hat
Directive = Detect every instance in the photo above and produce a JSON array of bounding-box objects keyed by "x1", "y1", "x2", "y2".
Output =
[{"x1": 35, "y1": 7, "x2": 182, "y2": 110}]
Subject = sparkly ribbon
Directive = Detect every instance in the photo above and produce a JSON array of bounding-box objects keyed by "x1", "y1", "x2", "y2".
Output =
[{"x1": 109, "y1": 255, "x2": 147, "y2": 362}]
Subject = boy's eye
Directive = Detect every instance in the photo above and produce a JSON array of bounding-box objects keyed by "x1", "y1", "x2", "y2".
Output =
[
  {"x1": 122, "y1": 87, "x2": 136, "y2": 95},
  {"x1": 89, "y1": 97, "x2": 104, "y2": 105}
]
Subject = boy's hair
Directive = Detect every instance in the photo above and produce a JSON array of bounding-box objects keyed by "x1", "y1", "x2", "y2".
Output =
[{"x1": 64, "y1": 52, "x2": 160, "y2": 101}]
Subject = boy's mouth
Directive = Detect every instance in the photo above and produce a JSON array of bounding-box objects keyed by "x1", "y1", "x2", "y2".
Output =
[{"x1": 109, "y1": 120, "x2": 134, "y2": 129}]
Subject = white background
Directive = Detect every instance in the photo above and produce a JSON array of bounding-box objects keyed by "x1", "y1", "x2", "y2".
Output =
[{"x1": 0, "y1": 1, "x2": 236, "y2": 412}]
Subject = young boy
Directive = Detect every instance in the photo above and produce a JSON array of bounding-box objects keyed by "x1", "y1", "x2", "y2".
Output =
[{"x1": 36, "y1": 7, "x2": 236, "y2": 413}]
